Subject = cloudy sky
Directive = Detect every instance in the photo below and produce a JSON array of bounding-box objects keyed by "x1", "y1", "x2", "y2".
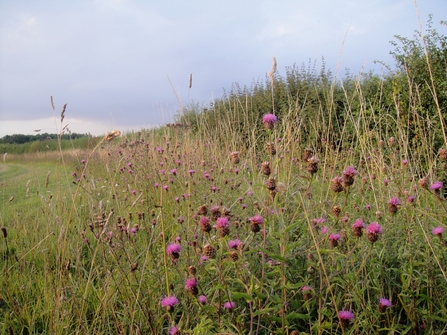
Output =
[{"x1": 0, "y1": 0, "x2": 444, "y2": 137}]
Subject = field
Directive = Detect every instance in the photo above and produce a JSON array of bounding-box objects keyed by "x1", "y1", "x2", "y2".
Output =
[{"x1": 1, "y1": 20, "x2": 447, "y2": 335}]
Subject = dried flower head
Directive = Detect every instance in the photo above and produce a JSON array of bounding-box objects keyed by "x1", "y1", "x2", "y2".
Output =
[
  {"x1": 203, "y1": 244, "x2": 216, "y2": 258},
  {"x1": 307, "y1": 156, "x2": 319, "y2": 175},
  {"x1": 331, "y1": 176, "x2": 344, "y2": 193},
  {"x1": 342, "y1": 166, "x2": 358, "y2": 186},
  {"x1": 230, "y1": 151, "x2": 240, "y2": 164},
  {"x1": 261, "y1": 161, "x2": 271, "y2": 176}
]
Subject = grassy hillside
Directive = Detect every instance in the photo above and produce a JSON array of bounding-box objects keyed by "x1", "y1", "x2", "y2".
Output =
[{"x1": 1, "y1": 18, "x2": 446, "y2": 335}]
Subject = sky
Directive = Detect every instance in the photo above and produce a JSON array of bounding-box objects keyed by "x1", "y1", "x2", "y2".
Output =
[{"x1": 0, "y1": 0, "x2": 445, "y2": 137}]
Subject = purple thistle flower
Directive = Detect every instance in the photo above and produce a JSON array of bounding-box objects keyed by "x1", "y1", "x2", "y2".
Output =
[
  {"x1": 388, "y1": 197, "x2": 401, "y2": 206},
  {"x1": 169, "y1": 326, "x2": 179, "y2": 335},
  {"x1": 228, "y1": 239, "x2": 242, "y2": 249},
  {"x1": 352, "y1": 219, "x2": 365, "y2": 228},
  {"x1": 185, "y1": 278, "x2": 198, "y2": 290},
  {"x1": 366, "y1": 222, "x2": 383, "y2": 235},
  {"x1": 302, "y1": 285, "x2": 312, "y2": 292},
  {"x1": 379, "y1": 297, "x2": 392, "y2": 307},
  {"x1": 161, "y1": 296, "x2": 179, "y2": 308},
  {"x1": 198, "y1": 295, "x2": 207, "y2": 304},
  {"x1": 250, "y1": 214, "x2": 264, "y2": 225},
  {"x1": 338, "y1": 310, "x2": 354, "y2": 321},
  {"x1": 432, "y1": 226, "x2": 444, "y2": 236},
  {"x1": 215, "y1": 217, "x2": 230, "y2": 228},
  {"x1": 320, "y1": 226, "x2": 328, "y2": 234},
  {"x1": 224, "y1": 301, "x2": 236, "y2": 310},
  {"x1": 343, "y1": 166, "x2": 358, "y2": 177},
  {"x1": 430, "y1": 181, "x2": 443, "y2": 190},
  {"x1": 312, "y1": 217, "x2": 326, "y2": 225},
  {"x1": 379, "y1": 297, "x2": 392, "y2": 312},
  {"x1": 166, "y1": 243, "x2": 182, "y2": 255},
  {"x1": 262, "y1": 113, "x2": 278, "y2": 126},
  {"x1": 329, "y1": 233, "x2": 341, "y2": 241}
]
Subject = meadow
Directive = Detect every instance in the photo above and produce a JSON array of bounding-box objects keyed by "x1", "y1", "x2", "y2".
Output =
[{"x1": 1, "y1": 19, "x2": 447, "y2": 335}]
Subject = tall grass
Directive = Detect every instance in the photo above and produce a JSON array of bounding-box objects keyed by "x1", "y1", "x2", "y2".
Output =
[{"x1": 1, "y1": 19, "x2": 447, "y2": 334}]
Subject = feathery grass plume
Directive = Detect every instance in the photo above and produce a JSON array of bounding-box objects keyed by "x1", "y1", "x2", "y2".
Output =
[
  {"x1": 268, "y1": 56, "x2": 277, "y2": 86},
  {"x1": 45, "y1": 170, "x2": 50, "y2": 188},
  {"x1": 50, "y1": 95, "x2": 55, "y2": 110},
  {"x1": 60, "y1": 103, "x2": 67, "y2": 123}
]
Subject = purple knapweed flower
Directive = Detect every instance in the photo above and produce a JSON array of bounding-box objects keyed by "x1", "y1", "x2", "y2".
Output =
[
  {"x1": 388, "y1": 197, "x2": 401, "y2": 214},
  {"x1": 338, "y1": 310, "x2": 354, "y2": 327},
  {"x1": 312, "y1": 217, "x2": 326, "y2": 225},
  {"x1": 379, "y1": 297, "x2": 392, "y2": 312},
  {"x1": 250, "y1": 215, "x2": 264, "y2": 225},
  {"x1": 169, "y1": 326, "x2": 179, "y2": 335},
  {"x1": 432, "y1": 226, "x2": 444, "y2": 237},
  {"x1": 329, "y1": 233, "x2": 341, "y2": 247},
  {"x1": 228, "y1": 239, "x2": 242, "y2": 249},
  {"x1": 185, "y1": 278, "x2": 198, "y2": 290},
  {"x1": 262, "y1": 113, "x2": 278, "y2": 130},
  {"x1": 224, "y1": 301, "x2": 236, "y2": 310},
  {"x1": 366, "y1": 222, "x2": 383, "y2": 243},
  {"x1": 215, "y1": 217, "x2": 230, "y2": 228},
  {"x1": 321, "y1": 226, "x2": 328, "y2": 234},
  {"x1": 166, "y1": 243, "x2": 182, "y2": 259},
  {"x1": 198, "y1": 295, "x2": 207, "y2": 304},
  {"x1": 430, "y1": 181, "x2": 443, "y2": 195},
  {"x1": 161, "y1": 296, "x2": 179, "y2": 309}
]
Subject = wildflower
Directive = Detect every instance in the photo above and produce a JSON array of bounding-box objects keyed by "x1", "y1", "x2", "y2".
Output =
[
  {"x1": 307, "y1": 156, "x2": 319, "y2": 175},
  {"x1": 81, "y1": 159, "x2": 86, "y2": 164},
  {"x1": 312, "y1": 217, "x2": 326, "y2": 225},
  {"x1": 265, "y1": 177, "x2": 276, "y2": 191},
  {"x1": 407, "y1": 195, "x2": 415, "y2": 203},
  {"x1": 215, "y1": 217, "x2": 230, "y2": 237},
  {"x1": 302, "y1": 285, "x2": 312, "y2": 301},
  {"x1": 262, "y1": 113, "x2": 278, "y2": 130},
  {"x1": 224, "y1": 301, "x2": 236, "y2": 311},
  {"x1": 166, "y1": 243, "x2": 182, "y2": 260},
  {"x1": 439, "y1": 148, "x2": 447, "y2": 161},
  {"x1": 261, "y1": 161, "x2": 271, "y2": 176},
  {"x1": 198, "y1": 295, "x2": 207, "y2": 304},
  {"x1": 228, "y1": 239, "x2": 242, "y2": 249},
  {"x1": 266, "y1": 142, "x2": 276, "y2": 155},
  {"x1": 302, "y1": 148, "x2": 314, "y2": 162},
  {"x1": 188, "y1": 169, "x2": 195, "y2": 176},
  {"x1": 321, "y1": 226, "x2": 328, "y2": 234},
  {"x1": 249, "y1": 214, "x2": 264, "y2": 233},
  {"x1": 342, "y1": 166, "x2": 358, "y2": 186},
  {"x1": 430, "y1": 181, "x2": 443, "y2": 195},
  {"x1": 203, "y1": 244, "x2": 216, "y2": 258},
  {"x1": 161, "y1": 296, "x2": 179, "y2": 312},
  {"x1": 388, "y1": 197, "x2": 401, "y2": 214},
  {"x1": 169, "y1": 326, "x2": 179, "y2": 335},
  {"x1": 379, "y1": 297, "x2": 392, "y2": 313},
  {"x1": 329, "y1": 233, "x2": 341, "y2": 247},
  {"x1": 170, "y1": 168, "x2": 177, "y2": 176},
  {"x1": 418, "y1": 177, "x2": 428, "y2": 189},
  {"x1": 331, "y1": 176, "x2": 344, "y2": 193},
  {"x1": 338, "y1": 310, "x2": 354, "y2": 327},
  {"x1": 366, "y1": 222, "x2": 383, "y2": 243},
  {"x1": 432, "y1": 226, "x2": 444, "y2": 238},
  {"x1": 352, "y1": 219, "x2": 365, "y2": 237},
  {"x1": 185, "y1": 278, "x2": 199, "y2": 295},
  {"x1": 230, "y1": 151, "x2": 240, "y2": 164}
]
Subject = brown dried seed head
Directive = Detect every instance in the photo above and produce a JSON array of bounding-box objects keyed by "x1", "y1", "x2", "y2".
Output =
[
  {"x1": 203, "y1": 244, "x2": 216, "y2": 258},
  {"x1": 261, "y1": 161, "x2": 271, "y2": 176}
]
